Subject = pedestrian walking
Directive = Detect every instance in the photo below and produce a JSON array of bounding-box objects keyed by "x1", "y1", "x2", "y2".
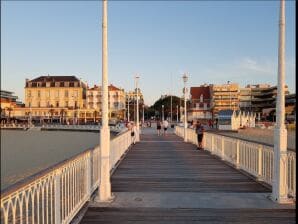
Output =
[
  {"x1": 196, "y1": 121, "x2": 204, "y2": 150},
  {"x1": 163, "y1": 119, "x2": 169, "y2": 136},
  {"x1": 156, "y1": 119, "x2": 162, "y2": 136},
  {"x1": 131, "y1": 122, "x2": 137, "y2": 144}
]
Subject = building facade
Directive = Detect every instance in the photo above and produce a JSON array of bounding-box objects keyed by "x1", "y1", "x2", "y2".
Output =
[
  {"x1": 125, "y1": 89, "x2": 144, "y2": 121},
  {"x1": 0, "y1": 90, "x2": 24, "y2": 121},
  {"x1": 23, "y1": 75, "x2": 87, "y2": 123},
  {"x1": 188, "y1": 85, "x2": 212, "y2": 121},
  {"x1": 210, "y1": 83, "x2": 240, "y2": 118}
]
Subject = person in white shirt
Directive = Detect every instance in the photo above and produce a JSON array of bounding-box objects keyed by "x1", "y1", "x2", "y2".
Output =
[{"x1": 163, "y1": 120, "x2": 169, "y2": 136}]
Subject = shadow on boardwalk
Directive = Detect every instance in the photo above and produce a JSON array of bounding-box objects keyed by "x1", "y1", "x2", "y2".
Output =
[{"x1": 81, "y1": 128, "x2": 296, "y2": 224}]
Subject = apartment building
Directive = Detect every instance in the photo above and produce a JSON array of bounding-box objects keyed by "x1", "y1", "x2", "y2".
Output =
[
  {"x1": 210, "y1": 83, "x2": 240, "y2": 117},
  {"x1": 86, "y1": 84, "x2": 126, "y2": 120}
]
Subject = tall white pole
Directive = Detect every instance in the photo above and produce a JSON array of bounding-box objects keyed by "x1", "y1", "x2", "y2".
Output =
[
  {"x1": 142, "y1": 104, "x2": 145, "y2": 124},
  {"x1": 127, "y1": 98, "x2": 130, "y2": 122},
  {"x1": 183, "y1": 74, "x2": 188, "y2": 142},
  {"x1": 97, "y1": 0, "x2": 112, "y2": 202},
  {"x1": 176, "y1": 105, "x2": 178, "y2": 123},
  {"x1": 135, "y1": 76, "x2": 140, "y2": 141},
  {"x1": 272, "y1": 0, "x2": 289, "y2": 203},
  {"x1": 162, "y1": 105, "x2": 164, "y2": 121}
]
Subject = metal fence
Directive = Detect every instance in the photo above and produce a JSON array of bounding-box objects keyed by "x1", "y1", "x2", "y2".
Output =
[
  {"x1": 175, "y1": 126, "x2": 296, "y2": 199},
  {"x1": 1, "y1": 130, "x2": 132, "y2": 224}
]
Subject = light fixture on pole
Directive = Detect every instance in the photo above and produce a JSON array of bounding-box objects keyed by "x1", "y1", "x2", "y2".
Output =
[
  {"x1": 97, "y1": 0, "x2": 113, "y2": 202},
  {"x1": 182, "y1": 73, "x2": 188, "y2": 142},
  {"x1": 272, "y1": 0, "x2": 290, "y2": 204},
  {"x1": 135, "y1": 75, "x2": 140, "y2": 141}
]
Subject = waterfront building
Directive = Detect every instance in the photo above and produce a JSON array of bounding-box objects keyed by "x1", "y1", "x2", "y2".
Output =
[
  {"x1": 285, "y1": 93, "x2": 295, "y2": 122},
  {"x1": 86, "y1": 84, "x2": 126, "y2": 121},
  {"x1": 188, "y1": 85, "x2": 212, "y2": 121},
  {"x1": 239, "y1": 84, "x2": 290, "y2": 121},
  {"x1": 24, "y1": 75, "x2": 88, "y2": 123},
  {"x1": 125, "y1": 89, "x2": 144, "y2": 121},
  {"x1": 210, "y1": 83, "x2": 240, "y2": 118},
  {"x1": 0, "y1": 90, "x2": 24, "y2": 121}
]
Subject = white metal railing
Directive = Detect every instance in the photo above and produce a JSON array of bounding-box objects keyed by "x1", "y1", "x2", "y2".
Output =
[
  {"x1": 41, "y1": 124, "x2": 125, "y2": 133},
  {"x1": 1, "y1": 130, "x2": 132, "y2": 224},
  {"x1": 175, "y1": 126, "x2": 296, "y2": 199}
]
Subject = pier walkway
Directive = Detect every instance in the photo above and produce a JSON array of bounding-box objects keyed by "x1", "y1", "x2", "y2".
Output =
[{"x1": 80, "y1": 128, "x2": 295, "y2": 224}]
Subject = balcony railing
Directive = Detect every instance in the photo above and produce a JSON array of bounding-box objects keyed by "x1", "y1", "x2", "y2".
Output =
[
  {"x1": 175, "y1": 126, "x2": 296, "y2": 199},
  {"x1": 1, "y1": 130, "x2": 132, "y2": 224}
]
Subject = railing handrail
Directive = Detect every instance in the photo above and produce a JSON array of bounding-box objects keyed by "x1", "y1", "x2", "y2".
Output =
[
  {"x1": 187, "y1": 127, "x2": 295, "y2": 152},
  {"x1": 175, "y1": 126, "x2": 296, "y2": 200},
  {"x1": 1, "y1": 130, "x2": 132, "y2": 224},
  {"x1": 1, "y1": 147, "x2": 93, "y2": 197}
]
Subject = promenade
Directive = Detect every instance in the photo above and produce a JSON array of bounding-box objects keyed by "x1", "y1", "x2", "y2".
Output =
[{"x1": 81, "y1": 127, "x2": 295, "y2": 223}]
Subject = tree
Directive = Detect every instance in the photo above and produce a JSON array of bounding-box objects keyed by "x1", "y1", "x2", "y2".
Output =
[{"x1": 149, "y1": 95, "x2": 189, "y2": 121}]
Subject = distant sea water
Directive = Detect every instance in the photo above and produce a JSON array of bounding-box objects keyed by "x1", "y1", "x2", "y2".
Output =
[{"x1": 1, "y1": 130, "x2": 116, "y2": 190}]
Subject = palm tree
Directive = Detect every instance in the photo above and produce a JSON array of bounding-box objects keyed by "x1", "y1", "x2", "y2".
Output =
[{"x1": 6, "y1": 107, "x2": 13, "y2": 123}]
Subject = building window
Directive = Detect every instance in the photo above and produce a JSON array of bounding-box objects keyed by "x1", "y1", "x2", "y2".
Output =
[
  {"x1": 28, "y1": 102, "x2": 31, "y2": 107},
  {"x1": 55, "y1": 82, "x2": 60, "y2": 87},
  {"x1": 65, "y1": 101, "x2": 68, "y2": 107},
  {"x1": 47, "y1": 102, "x2": 50, "y2": 107},
  {"x1": 74, "y1": 101, "x2": 78, "y2": 108},
  {"x1": 56, "y1": 101, "x2": 59, "y2": 107},
  {"x1": 46, "y1": 82, "x2": 50, "y2": 87},
  {"x1": 38, "y1": 102, "x2": 41, "y2": 107},
  {"x1": 38, "y1": 90, "x2": 41, "y2": 97},
  {"x1": 65, "y1": 90, "x2": 68, "y2": 97}
]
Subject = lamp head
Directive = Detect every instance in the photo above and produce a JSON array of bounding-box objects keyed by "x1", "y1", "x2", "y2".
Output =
[{"x1": 182, "y1": 73, "x2": 188, "y2": 83}]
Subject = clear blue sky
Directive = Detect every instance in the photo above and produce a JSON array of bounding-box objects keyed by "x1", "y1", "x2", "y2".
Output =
[{"x1": 1, "y1": 1, "x2": 296, "y2": 105}]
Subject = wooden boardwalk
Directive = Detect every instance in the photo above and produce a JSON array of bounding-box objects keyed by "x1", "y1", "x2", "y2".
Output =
[{"x1": 80, "y1": 129, "x2": 295, "y2": 223}]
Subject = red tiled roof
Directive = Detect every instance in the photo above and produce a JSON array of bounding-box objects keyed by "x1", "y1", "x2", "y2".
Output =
[
  {"x1": 190, "y1": 86, "x2": 210, "y2": 100},
  {"x1": 108, "y1": 84, "x2": 120, "y2": 91}
]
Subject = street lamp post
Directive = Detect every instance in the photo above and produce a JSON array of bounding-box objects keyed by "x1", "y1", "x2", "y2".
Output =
[
  {"x1": 170, "y1": 95, "x2": 173, "y2": 123},
  {"x1": 162, "y1": 105, "x2": 164, "y2": 121},
  {"x1": 97, "y1": 0, "x2": 112, "y2": 202},
  {"x1": 176, "y1": 105, "x2": 179, "y2": 123},
  {"x1": 127, "y1": 98, "x2": 130, "y2": 122},
  {"x1": 142, "y1": 104, "x2": 145, "y2": 124},
  {"x1": 135, "y1": 75, "x2": 140, "y2": 141},
  {"x1": 272, "y1": 0, "x2": 290, "y2": 204},
  {"x1": 182, "y1": 73, "x2": 188, "y2": 142}
]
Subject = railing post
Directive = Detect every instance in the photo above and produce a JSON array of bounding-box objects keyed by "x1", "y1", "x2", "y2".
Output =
[
  {"x1": 221, "y1": 137, "x2": 225, "y2": 160},
  {"x1": 54, "y1": 170, "x2": 61, "y2": 224},
  {"x1": 236, "y1": 140, "x2": 240, "y2": 169},
  {"x1": 257, "y1": 145, "x2": 263, "y2": 181},
  {"x1": 86, "y1": 151, "x2": 92, "y2": 197}
]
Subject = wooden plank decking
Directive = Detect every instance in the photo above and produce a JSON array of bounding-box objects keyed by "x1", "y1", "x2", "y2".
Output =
[{"x1": 80, "y1": 130, "x2": 295, "y2": 223}]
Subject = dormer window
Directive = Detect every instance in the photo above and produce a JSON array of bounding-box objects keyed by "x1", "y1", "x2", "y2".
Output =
[{"x1": 200, "y1": 94, "x2": 203, "y2": 103}]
